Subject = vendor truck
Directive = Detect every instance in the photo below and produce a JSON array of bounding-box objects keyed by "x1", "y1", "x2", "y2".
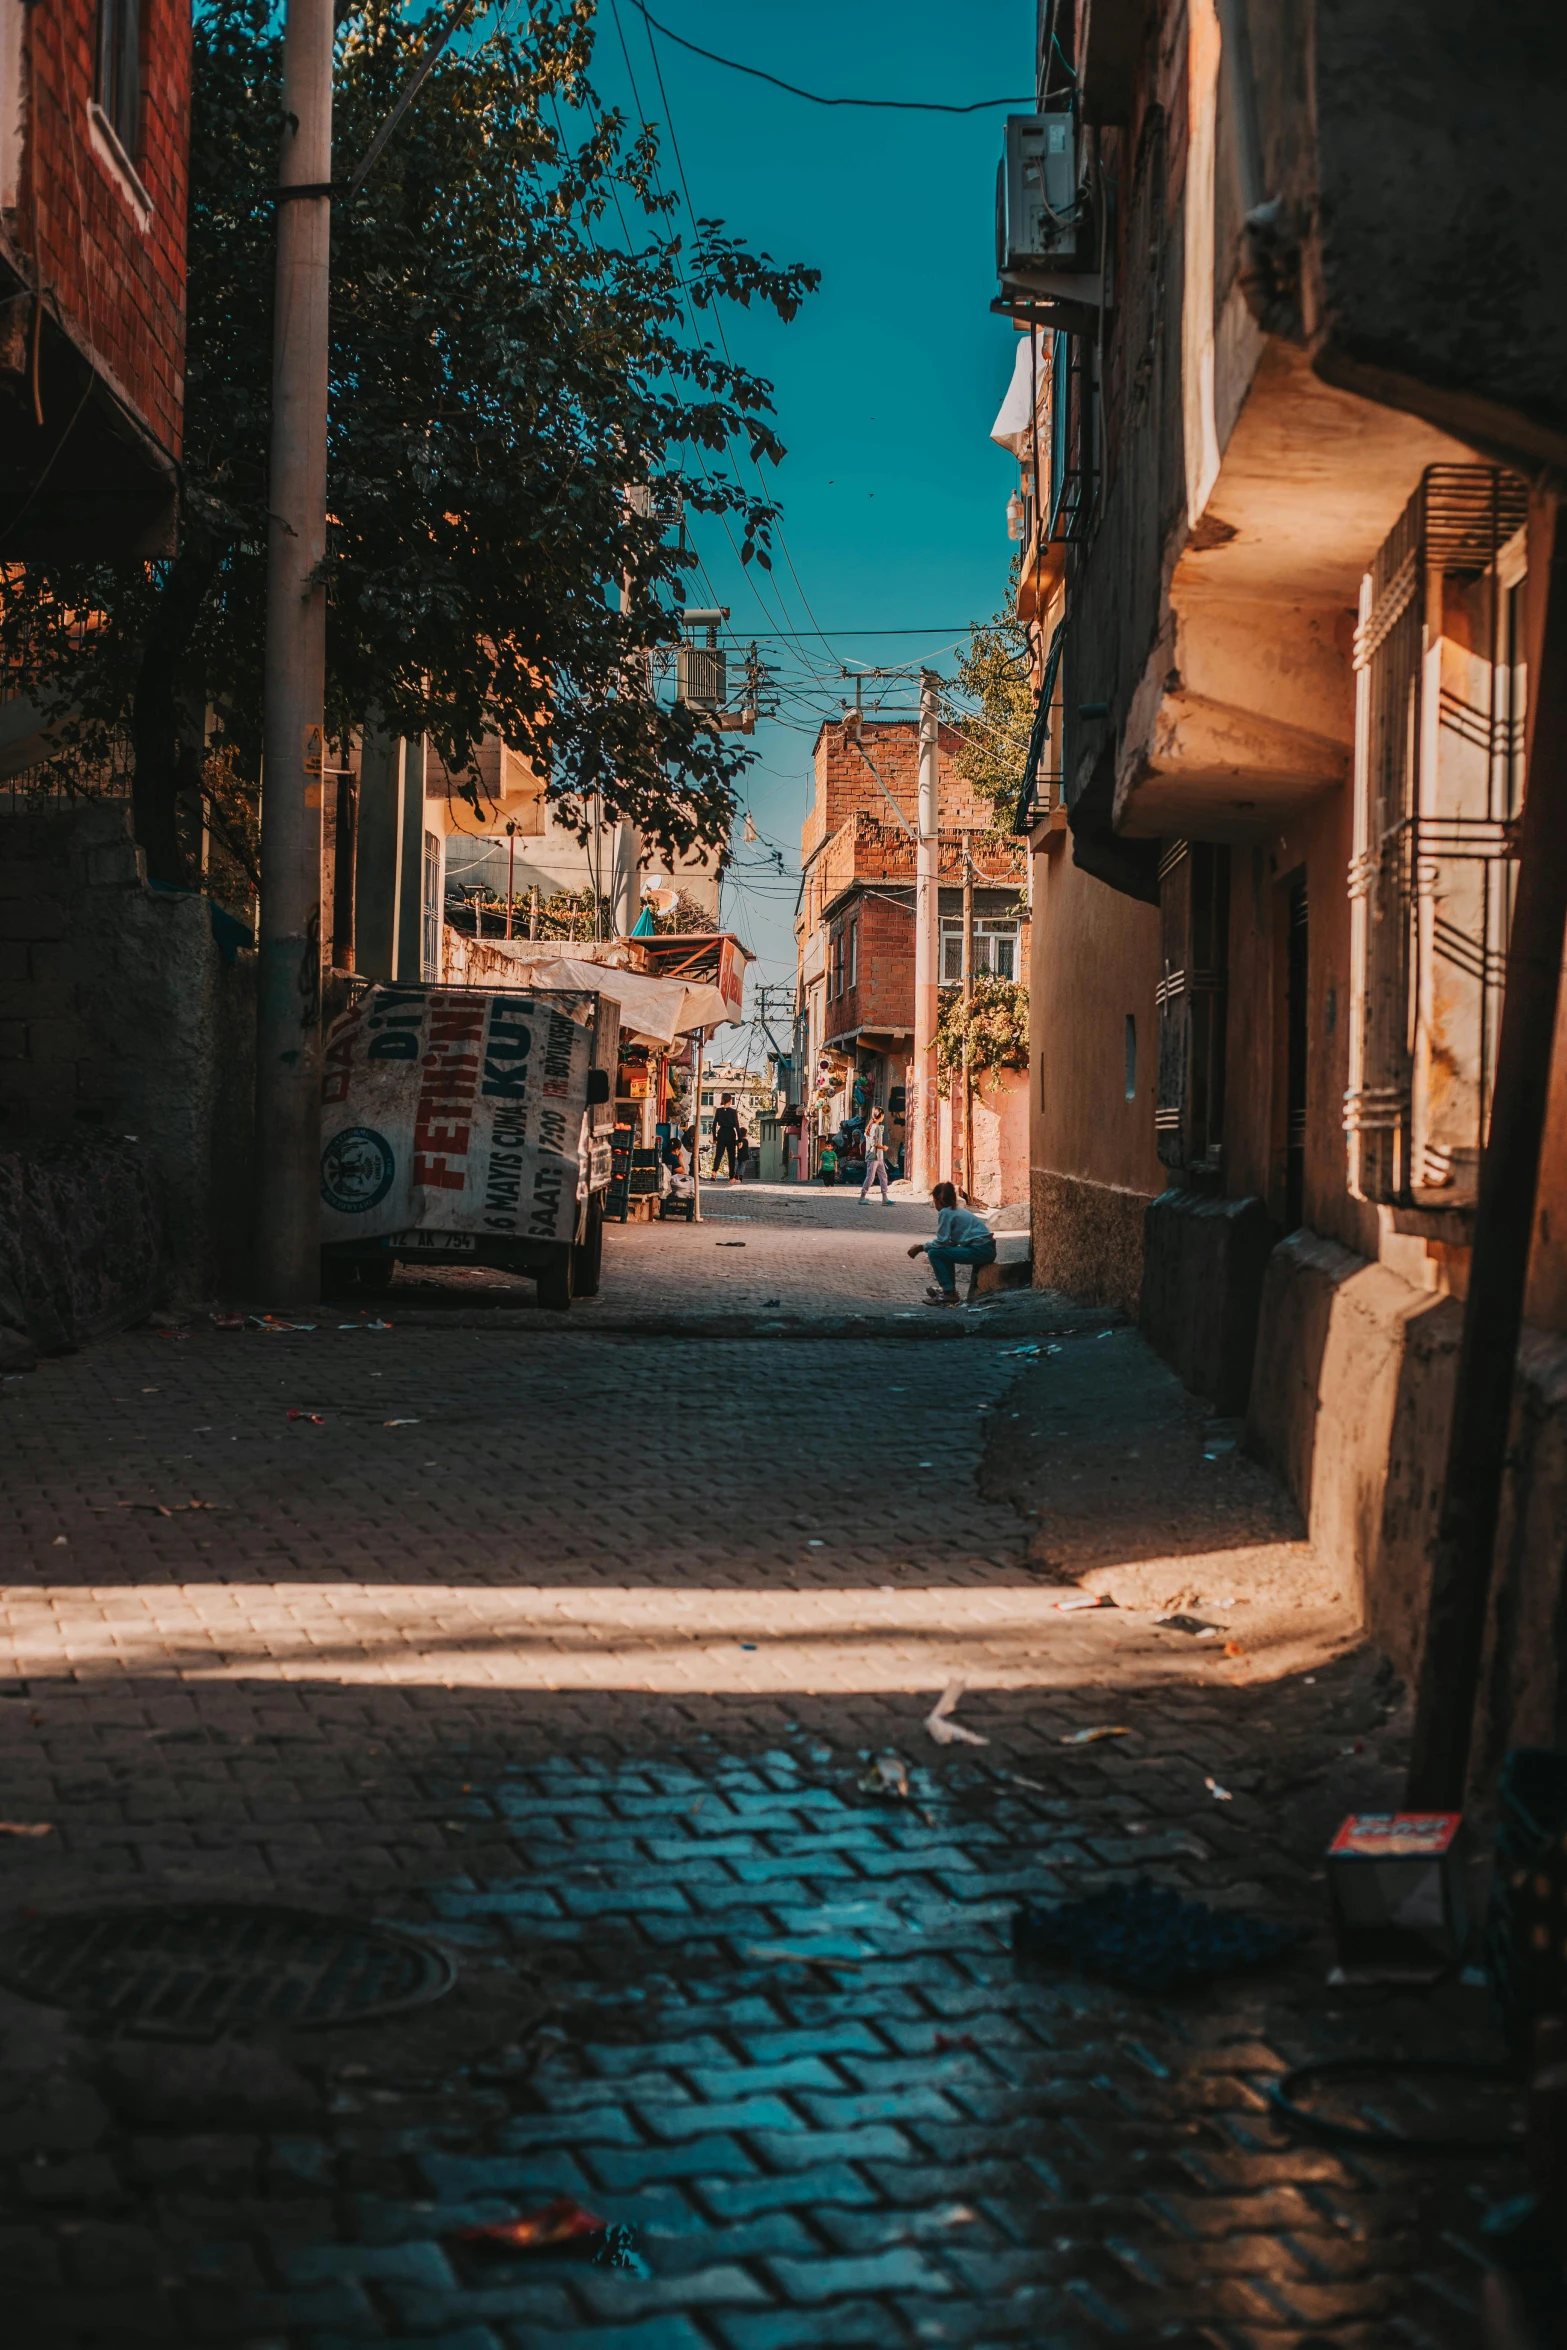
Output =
[{"x1": 319, "y1": 982, "x2": 619, "y2": 1310}]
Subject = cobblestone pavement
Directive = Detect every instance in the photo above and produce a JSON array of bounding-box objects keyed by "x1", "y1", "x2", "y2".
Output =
[{"x1": 0, "y1": 1191, "x2": 1521, "y2": 2348}]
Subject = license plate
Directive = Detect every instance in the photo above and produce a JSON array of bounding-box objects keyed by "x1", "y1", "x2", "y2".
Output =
[{"x1": 384, "y1": 1231, "x2": 476, "y2": 1253}]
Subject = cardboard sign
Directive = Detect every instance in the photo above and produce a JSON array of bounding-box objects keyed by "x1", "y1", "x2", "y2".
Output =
[{"x1": 320, "y1": 984, "x2": 594, "y2": 1246}]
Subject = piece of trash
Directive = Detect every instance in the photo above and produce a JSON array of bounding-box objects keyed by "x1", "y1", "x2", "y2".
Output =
[
  {"x1": 859, "y1": 1752, "x2": 909, "y2": 1798},
  {"x1": 1205, "y1": 1777, "x2": 1233, "y2": 1801},
  {"x1": 458, "y1": 2196, "x2": 608, "y2": 2254},
  {"x1": 1014, "y1": 1878, "x2": 1305, "y2": 1991},
  {"x1": 715, "y1": 1241, "x2": 746, "y2": 1248},
  {"x1": 925, "y1": 1678, "x2": 990, "y2": 1747},
  {"x1": 1055, "y1": 1591, "x2": 1113, "y2": 1613},
  {"x1": 212, "y1": 1312, "x2": 245, "y2": 1330},
  {"x1": 1223, "y1": 1640, "x2": 1246, "y2": 1658},
  {"x1": 1060, "y1": 1725, "x2": 1130, "y2": 1746},
  {"x1": 286, "y1": 1409, "x2": 325, "y2": 1425},
  {"x1": 1155, "y1": 1614, "x2": 1225, "y2": 1637},
  {"x1": 383, "y1": 1418, "x2": 419, "y2": 1426},
  {"x1": 51, "y1": 1535, "x2": 67, "y2": 1547},
  {"x1": 918, "y1": 1460, "x2": 933, "y2": 1468},
  {"x1": 0, "y1": 1822, "x2": 54, "y2": 1837},
  {"x1": 806, "y1": 1539, "x2": 825, "y2": 1548},
  {"x1": 739, "y1": 1642, "x2": 758, "y2": 1651},
  {"x1": 1007, "y1": 1771, "x2": 1051, "y2": 1793},
  {"x1": 744, "y1": 1943, "x2": 864, "y2": 1972}
]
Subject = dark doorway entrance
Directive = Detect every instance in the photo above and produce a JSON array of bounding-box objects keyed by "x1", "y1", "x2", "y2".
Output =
[{"x1": 1279, "y1": 871, "x2": 1308, "y2": 1230}]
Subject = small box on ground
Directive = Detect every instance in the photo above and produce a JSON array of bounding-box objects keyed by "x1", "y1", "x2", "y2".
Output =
[{"x1": 1327, "y1": 1812, "x2": 1469, "y2": 1981}]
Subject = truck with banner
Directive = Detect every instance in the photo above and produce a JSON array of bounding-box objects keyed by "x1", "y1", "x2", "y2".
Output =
[{"x1": 318, "y1": 983, "x2": 619, "y2": 1309}]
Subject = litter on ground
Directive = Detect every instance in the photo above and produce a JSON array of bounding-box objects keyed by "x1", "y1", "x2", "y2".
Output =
[
  {"x1": 1060, "y1": 1725, "x2": 1131, "y2": 1745},
  {"x1": 1156, "y1": 1614, "x2": 1225, "y2": 1637},
  {"x1": 924, "y1": 1677, "x2": 990, "y2": 1747},
  {"x1": 860, "y1": 1752, "x2": 910, "y2": 1797},
  {"x1": 457, "y1": 2197, "x2": 607, "y2": 2254},
  {"x1": 286, "y1": 1409, "x2": 325, "y2": 1425},
  {"x1": 1205, "y1": 1776, "x2": 1234, "y2": 1800},
  {"x1": 1055, "y1": 1591, "x2": 1113, "y2": 1612},
  {"x1": 0, "y1": 1822, "x2": 54, "y2": 1837},
  {"x1": 1014, "y1": 1877, "x2": 1306, "y2": 1991}
]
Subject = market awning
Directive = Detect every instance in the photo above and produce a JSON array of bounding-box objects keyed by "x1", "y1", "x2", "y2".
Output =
[{"x1": 463, "y1": 945, "x2": 729, "y2": 1047}]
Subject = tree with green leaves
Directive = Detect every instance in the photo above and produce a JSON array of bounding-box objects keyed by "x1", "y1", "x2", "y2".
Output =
[
  {"x1": 3, "y1": 0, "x2": 816, "y2": 889},
  {"x1": 944, "y1": 570, "x2": 1035, "y2": 839}
]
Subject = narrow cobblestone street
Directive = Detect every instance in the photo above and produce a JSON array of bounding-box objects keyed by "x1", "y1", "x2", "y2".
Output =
[{"x1": 0, "y1": 1190, "x2": 1521, "y2": 2347}]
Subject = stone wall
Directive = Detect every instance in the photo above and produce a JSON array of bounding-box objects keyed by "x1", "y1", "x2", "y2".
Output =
[
  {"x1": 1031, "y1": 1167, "x2": 1157, "y2": 1319},
  {"x1": 1248, "y1": 1229, "x2": 1567, "y2": 1784},
  {"x1": 0, "y1": 801, "x2": 255, "y2": 1300}
]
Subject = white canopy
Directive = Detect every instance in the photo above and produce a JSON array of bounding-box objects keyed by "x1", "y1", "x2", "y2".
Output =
[
  {"x1": 461, "y1": 941, "x2": 728, "y2": 1046},
  {"x1": 990, "y1": 330, "x2": 1045, "y2": 456}
]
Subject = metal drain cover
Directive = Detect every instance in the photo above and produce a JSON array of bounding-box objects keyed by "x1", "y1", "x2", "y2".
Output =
[{"x1": 0, "y1": 1903, "x2": 455, "y2": 2036}]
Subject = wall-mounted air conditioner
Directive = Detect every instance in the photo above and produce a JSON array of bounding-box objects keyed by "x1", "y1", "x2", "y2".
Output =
[{"x1": 997, "y1": 111, "x2": 1080, "y2": 274}]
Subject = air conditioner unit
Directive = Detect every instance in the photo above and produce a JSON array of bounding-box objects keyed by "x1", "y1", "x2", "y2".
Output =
[{"x1": 996, "y1": 111, "x2": 1080, "y2": 274}]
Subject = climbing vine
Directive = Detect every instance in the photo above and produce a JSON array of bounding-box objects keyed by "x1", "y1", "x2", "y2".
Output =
[{"x1": 936, "y1": 977, "x2": 1029, "y2": 1086}]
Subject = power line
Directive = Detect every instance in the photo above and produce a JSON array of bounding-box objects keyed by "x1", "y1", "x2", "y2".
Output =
[{"x1": 623, "y1": 5, "x2": 1031, "y2": 114}]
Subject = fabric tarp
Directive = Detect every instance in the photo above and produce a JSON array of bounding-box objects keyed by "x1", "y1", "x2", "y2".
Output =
[
  {"x1": 990, "y1": 330, "x2": 1045, "y2": 455},
  {"x1": 466, "y1": 948, "x2": 728, "y2": 1046}
]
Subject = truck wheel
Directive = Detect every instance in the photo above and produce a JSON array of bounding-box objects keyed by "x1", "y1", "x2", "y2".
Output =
[
  {"x1": 572, "y1": 1196, "x2": 604, "y2": 1299},
  {"x1": 536, "y1": 1255, "x2": 573, "y2": 1312}
]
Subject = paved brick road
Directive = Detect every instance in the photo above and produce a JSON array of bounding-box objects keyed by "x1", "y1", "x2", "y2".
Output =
[{"x1": 0, "y1": 1189, "x2": 1521, "y2": 2347}]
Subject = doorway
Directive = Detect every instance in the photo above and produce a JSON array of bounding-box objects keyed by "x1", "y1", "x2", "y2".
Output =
[{"x1": 1273, "y1": 869, "x2": 1309, "y2": 1230}]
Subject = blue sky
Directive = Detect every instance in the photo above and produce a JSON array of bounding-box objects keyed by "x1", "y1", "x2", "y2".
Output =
[{"x1": 581, "y1": 0, "x2": 1034, "y2": 1050}]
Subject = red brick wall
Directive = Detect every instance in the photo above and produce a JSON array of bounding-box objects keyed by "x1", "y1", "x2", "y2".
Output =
[
  {"x1": 826, "y1": 891, "x2": 915, "y2": 1043},
  {"x1": 18, "y1": 0, "x2": 189, "y2": 459},
  {"x1": 802, "y1": 720, "x2": 986, "y2": 857}
]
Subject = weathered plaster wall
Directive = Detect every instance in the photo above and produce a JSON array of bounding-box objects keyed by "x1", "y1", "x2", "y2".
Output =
[
  {"x1": 0, "y1": 802, "x2": 254, "y2": 1295},
  {"x1": 1248, "y1": 1227, "x2": 1567, "y2": 1779},
  {"x1": 1028, "y1": 833, "x2": 1163, "y2": 1307}
]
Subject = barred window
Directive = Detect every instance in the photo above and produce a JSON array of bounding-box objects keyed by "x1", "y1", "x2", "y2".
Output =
[{"x1": 1346, "y1": 466, "x2": 1529, "y2": 1208}]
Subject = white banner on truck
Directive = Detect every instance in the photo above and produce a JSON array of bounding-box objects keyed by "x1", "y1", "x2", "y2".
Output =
[{"x1": 320, "y1": 985, "x2": 594, "y2": 1245}]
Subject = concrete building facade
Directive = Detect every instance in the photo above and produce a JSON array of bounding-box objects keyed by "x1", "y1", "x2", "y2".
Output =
[{"x1": 995, "y1": 0, "x2": 1567, "y2": 1769}]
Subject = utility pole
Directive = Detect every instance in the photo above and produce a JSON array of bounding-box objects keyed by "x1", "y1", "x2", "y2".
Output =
[
  {"x1": 505, "y1": 820, "x2": 516, "y2": 939},
  {"x1": 256, "y1": 0, "x2": 333, "y2": 1306},
  {"x1": 912, "y1": 669, "x2": 941, "y2": 1192},
  {"x1": 962, "y1": 843, "x2": 975, "y2": 1203}
]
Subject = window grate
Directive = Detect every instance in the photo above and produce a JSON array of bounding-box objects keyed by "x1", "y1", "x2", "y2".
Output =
[{"x1": 1346, "y1": 465, "x2": 1530, "y2": 1208}]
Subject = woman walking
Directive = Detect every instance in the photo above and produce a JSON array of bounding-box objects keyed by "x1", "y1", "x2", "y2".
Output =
[{"x1": 858, "y1": 1110, "x2": 891, "y2": 1202}]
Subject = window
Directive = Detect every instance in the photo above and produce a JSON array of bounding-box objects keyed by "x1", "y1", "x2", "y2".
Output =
[
  {"x1": 701, "y1": 1091, "x2": 713, "y2": 1106},
  {"x1": 1346, "y1": 465, "x2": 1530, "y2": 1207},
  {"x1": 940, "y1": 919, "x2": 1017, "y2": 984},
  {"x1": 96, "y1": 0, "x2": 142, "y2": 160},
  {"x1": 420, "y1": 830, "x2": 442, "y2": 982},
  {"x1": 848, "y1": 920, "x2": 858, "y2": 990}
]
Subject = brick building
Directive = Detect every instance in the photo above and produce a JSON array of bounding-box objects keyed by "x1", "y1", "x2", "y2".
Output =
[
  {"x1": 1, "y1": 0, "x2": 190, "y2": 553},
  {"x1": 795, "y1": 717, "x2": 1029, "y2": 1200}
]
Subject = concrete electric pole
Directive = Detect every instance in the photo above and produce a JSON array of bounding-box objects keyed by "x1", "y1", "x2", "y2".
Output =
[
  {"x1": 912, "y1": 668, "x2": 941, "y2": 1192},
  {"x1": 256, "y1": 0, "x2": 333, "y2": 1305}
]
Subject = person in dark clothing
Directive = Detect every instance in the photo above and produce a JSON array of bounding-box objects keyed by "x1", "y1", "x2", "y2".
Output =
[{"x1": 711, "y1": 1093, "x2": 741, "y2": 1179}]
